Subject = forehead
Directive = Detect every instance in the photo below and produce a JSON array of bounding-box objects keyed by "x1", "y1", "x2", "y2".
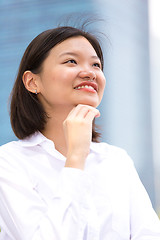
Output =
[{"x1": 50, "y1": 36, "x2": 98, "y2": 56}]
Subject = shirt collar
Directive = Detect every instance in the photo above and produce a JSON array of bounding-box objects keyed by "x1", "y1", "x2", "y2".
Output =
[
  {"x1": 19, "y1": 131, "x2": 66, "y2": 161},
  {"x1": 18, "y1": 131, "x2": 101, "y2": 159},
  {"x1": 90, "y1": 141, "x2": 101, "y2": 154},
  {"x1": 18, "y1": 131, "x2": 55, "y2": 147}
]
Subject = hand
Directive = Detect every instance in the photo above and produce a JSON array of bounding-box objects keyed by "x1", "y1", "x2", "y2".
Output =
[{"x1": 63, "y1": 104, "x2": 100, "y2": 169}]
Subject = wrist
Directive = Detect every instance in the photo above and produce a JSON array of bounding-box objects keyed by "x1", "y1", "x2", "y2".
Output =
[{"x1": 65, "y1": 152, "x2": 88, "y2": 170}]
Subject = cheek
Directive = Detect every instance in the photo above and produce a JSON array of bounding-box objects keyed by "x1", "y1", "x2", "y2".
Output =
[
  {"x1": 99, "y1": 73, "x2": 106, "y2": 90},
  {"x1": 98, "y1": 75, "x2": 106, "y2": 100},
  {"x1": 40, "y1": 71, "x2": 63, "y2": 90},
  {"x1": 54, "y1": 68, "x2": 76, "y2": 85}
]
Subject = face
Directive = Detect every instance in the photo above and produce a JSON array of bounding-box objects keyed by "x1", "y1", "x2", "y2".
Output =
[{"x1": 36, "y1": 36, "x2": 106, "y2": 112}]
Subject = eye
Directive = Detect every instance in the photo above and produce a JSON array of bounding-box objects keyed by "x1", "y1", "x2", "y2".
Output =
[
  {"x1": 93, "y1": 62, "x2": 101, "y2": 68},
  {"x1": 65, "y1": 59, "x2": 77, "y2": 64}
]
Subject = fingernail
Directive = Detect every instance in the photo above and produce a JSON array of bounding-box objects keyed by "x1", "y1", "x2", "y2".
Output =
[{"x1": 95, "y1": 111, "x2": 100, "y2": 118}]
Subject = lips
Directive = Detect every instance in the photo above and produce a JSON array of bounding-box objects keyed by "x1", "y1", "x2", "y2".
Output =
[{"x1": 74, "y1": 81, "x2": 98, "y2": 92}]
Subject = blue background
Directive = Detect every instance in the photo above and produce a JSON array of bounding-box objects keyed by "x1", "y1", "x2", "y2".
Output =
[{"x1": 0, "y1": 0, "x2": 158, "y2": 212}]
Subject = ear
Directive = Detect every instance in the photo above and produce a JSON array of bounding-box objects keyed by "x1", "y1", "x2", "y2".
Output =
[{"x1": 22, "y1": 71, "x2": 40, "y2": 94}]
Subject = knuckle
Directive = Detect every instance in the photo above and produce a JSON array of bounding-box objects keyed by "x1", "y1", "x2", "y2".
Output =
[{"x1": 66, "y1": 118, "x2": 73, "y2": 125}]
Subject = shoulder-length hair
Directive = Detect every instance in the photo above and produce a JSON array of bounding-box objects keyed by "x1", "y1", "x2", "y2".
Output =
[{"x1": 10, "y1": 26, "x2": 104, "y2": 142}]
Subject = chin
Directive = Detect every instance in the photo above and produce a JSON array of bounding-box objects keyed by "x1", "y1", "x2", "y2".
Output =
[{"x1": 76, "y1": 100, "x2": 99, "y2": 108}]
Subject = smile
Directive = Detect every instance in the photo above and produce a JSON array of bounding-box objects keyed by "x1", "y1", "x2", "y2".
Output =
[
  {"x1": 75, "y1": 85, "x2": 95, "y2": 90},
  {"x1": 74, "y1": 81, "x2": 98, "y2": 93}
]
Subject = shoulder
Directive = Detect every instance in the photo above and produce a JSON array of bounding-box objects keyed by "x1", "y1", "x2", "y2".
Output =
[
  {"x1": 0, "y1": 141, "x2": 19, "y2": 155},
  {"x1": 0, "y1": 132, "x2": 43, "y2": 157},
  {"x1": 0, "y1": 140, "x2": 22, "y2": 166},
  {"x1": 0, "y1": 136, "x2": 36, "y2": 167},
  {"x1": 90, "y1": 141, "x2": 134, "y2": 168},
  {"x1": 91, "y1": 141, "x2": 129, "y2": 159},
  {"x1": 91, "y1": 141, "x2": 125, "y2": 153}
]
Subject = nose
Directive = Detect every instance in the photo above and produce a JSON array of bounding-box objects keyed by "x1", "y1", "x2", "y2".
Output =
[{"x1": 78, "y1": 70, "x2": 96, "y2": 81}]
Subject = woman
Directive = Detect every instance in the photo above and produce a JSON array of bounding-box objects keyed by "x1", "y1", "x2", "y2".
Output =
[{"x1": 0, "y1": 26, "x2": 160, "y2": 240}]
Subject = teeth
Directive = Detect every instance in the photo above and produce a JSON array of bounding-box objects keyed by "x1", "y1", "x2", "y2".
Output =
[
  {"x1": 88, "y1": 86, "x2": 94, "y2": 89},
  {"x1": 75, "y1": 85, "x2": 95, "y2": 90}
]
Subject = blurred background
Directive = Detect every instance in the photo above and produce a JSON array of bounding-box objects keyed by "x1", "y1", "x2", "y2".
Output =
[{"x1": 0, "y1": 0, "x2": 159, "y2": 215}]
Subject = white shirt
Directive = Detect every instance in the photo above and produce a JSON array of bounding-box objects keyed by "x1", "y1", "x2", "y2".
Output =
[{"x1": 0, "y1": 132, "x2": 160, "y2": 240}]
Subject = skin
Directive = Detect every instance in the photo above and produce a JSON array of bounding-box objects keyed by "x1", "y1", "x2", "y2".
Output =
[{"x1": 23, "y1": 36, "x2": 106, "y2": 169}]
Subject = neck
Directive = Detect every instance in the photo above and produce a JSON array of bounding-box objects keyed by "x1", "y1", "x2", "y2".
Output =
[{"x1": 41, "y1": 106, "x2": 73, "y2": 157}]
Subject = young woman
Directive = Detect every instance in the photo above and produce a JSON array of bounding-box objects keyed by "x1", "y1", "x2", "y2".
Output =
[{"x1": 0, "y1": 26, "x2": 160, "y2": 240}]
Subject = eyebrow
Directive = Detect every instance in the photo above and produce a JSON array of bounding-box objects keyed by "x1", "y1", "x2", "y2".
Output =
[{"x1": 59, "y1": 52, "x2": 100, "y2": 60}]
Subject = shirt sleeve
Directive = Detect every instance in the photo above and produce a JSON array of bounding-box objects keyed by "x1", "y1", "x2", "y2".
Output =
[
  {"x1": 0, "y1": 156, "x2": 92, "y2": 240},
  {"x1": 125, "y1": 153, "x2": 160, "y2": 239}
]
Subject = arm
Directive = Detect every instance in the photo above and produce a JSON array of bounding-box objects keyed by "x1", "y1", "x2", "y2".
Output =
[
  {"x1": 126, "y1": 154, "x2": 160, "y2": 239},
  {"x1": 0, "y1": 104, "x2": 100, "y2": 240},
  {"x1": 63, "y1": 104, "x2": 100, "y2": 169},
  {"x1": 0, "y1": 164, "x2": 92, "y2": 240}
]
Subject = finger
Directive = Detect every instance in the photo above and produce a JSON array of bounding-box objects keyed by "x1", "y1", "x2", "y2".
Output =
[
  {"x1": 66, "y1": 104, "x2": 93, "y2": 119},
  {"x1": 75, "y1": 106, "x2": 91, "y2": 118},
  {"x1": 66, "y1": 104, "x2": 85, "y2": 118},
  {"x1": 85, "y1": 109, "x2": 100, "y2": 121},
  {"x1": 73, "y1": 104, "x2": 99, "y2": 117},
  {"x1": 73, "y1": 105, "x2": 100, "y2": 119}
]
